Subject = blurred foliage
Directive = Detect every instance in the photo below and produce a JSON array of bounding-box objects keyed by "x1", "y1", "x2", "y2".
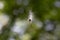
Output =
[{"x1": 0, "y1": 0, "x2": 60, "y2": 40}]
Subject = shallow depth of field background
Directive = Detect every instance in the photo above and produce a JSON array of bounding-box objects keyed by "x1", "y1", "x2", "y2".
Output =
[{"x1": 0, "y1": 0, "x2": 60, "y2": 40}]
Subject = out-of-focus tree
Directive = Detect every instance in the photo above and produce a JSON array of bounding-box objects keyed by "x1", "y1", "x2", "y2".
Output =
[{"x1": 0, "y1": 0, "x2": 60, "y2": 40}]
